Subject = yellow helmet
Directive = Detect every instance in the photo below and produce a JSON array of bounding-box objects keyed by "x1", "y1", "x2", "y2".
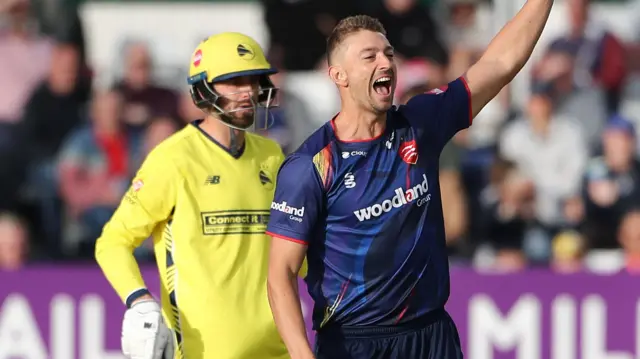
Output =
[{"x1": 187, "y1": 32, "x2": 278, "y2": 130}]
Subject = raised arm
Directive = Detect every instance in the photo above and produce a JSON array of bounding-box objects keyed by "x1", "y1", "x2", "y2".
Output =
[
  {"x1": 265, "y1": 154, "x2": 325, "y2": 359},
  {"x1": 465, "y1": 0, "x2": 554, "y2": 118}
]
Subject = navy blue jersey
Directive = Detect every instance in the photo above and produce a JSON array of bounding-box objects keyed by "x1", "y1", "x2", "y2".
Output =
[{"x1": 266, "y1": 77, "x2": 472, "y2": 329}]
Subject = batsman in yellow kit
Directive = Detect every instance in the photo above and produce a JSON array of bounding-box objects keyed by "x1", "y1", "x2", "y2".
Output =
[{"x1": 95, "y1": 32, "x2": 304, "y2": 359}]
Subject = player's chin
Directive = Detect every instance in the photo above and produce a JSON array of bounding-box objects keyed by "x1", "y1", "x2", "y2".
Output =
[
  {"x1": 370, "y1": 93, "x2": 394, "y2": 112},
  {"x1": 231, "y1": 113, "x2": 255, "y2": 129}
]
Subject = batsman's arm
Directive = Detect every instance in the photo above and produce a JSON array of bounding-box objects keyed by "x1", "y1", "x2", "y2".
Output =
[
  {"x1": 464, "y1": 0, "x2": 554, "y2": 118},
  {"x1": 268, "y1": 238, "x2": 313, "y2": 359},
  {"x1": 95, "y1": 148, "x2": 179, "y2": 307}
]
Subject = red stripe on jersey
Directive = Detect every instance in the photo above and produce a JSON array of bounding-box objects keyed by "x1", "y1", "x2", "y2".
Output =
[
  {"x1": 460, "y1": 76, "x2": 473, "y2": 125},
  {"x1": 266, "y1": 231, "x2": 307, "y2": 245}
]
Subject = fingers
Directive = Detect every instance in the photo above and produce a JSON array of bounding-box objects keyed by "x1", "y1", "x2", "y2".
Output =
[{"x1": 163, "y1": 331, "x2": 176, "y2": 359}]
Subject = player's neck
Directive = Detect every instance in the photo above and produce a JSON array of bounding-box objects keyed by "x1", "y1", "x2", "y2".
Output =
[
  {"x1": 334, "y1": 107, "x2": 386, "y2": 142},
  {"x1": 200, "y1": 116, "x2": 245, "y2": 151}
]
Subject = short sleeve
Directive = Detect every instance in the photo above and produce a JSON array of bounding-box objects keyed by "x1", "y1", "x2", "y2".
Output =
[
  {"x1": 266, "y1": 154, "x2": 324, "y2": 245},
  {"x1": 403, "y1": 77, "x2": 472, "y2": 152}
]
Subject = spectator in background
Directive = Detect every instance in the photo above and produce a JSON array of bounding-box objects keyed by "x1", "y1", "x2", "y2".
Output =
[
  {"x1": 58, "y1": 91, "x2": 132, "y2": 257},
  {"x1": 179, "y1": 91, "x2": 202, "y2": 124},
  {"x1": 255, "y1": 71, "x2": 313, "y2": 154},
  {"x1": 21, "y1": 43, "x2": 88, "y2": 256},
  {"x1": 477, "y1": 157, "x2": 531, "y2": 271},
  {"x1": 542, "y1": 0, "x2": 627, "y2": 114},
  {"x1": 262, "y1": 0, "x2": 358, "y2": 70},
  {"x1": 371, "y1": 0, "x2": 449, "y2": 67},
  {"x1": 22, "y1": 43, "x2": 88, "y2": 165},
  {"x1": 499, "y1": 81, "x2": 588, "y2": 259},
  {"x1": 568, "y1": 116, "x2": 640, "y2": 250},
  {"x1": 618, "y1": 209, "x2": 640, "y2": 274},
  {"x1": 0, "y1": 0, "x2": 52, "y2": 124},
  {"x1": 395, "y1": 58, "x2": 446, "y2": 104},
  {"x1": 550, "y1": 230, "x2": 585, "y2": 273},
  {"x1": 113, "y1": 40, "x2": 180, "y2": 130},
  {"x1": 443, "y1": 0, "x2": 490, "y2": 80},
  {"x1": 0, "y1": 213, "x2": 29, "y2": 270}
]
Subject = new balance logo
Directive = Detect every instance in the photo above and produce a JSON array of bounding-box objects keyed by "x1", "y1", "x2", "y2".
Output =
[
  {"x1": 205, "y1": 176, "x2": 220, "y2": 185},
  {"x1": 143, "y1": 322, "x2": 152, "y2": 329},
  {"x1": 353, "y1": 174, "x2": 430, "y2": 221}
]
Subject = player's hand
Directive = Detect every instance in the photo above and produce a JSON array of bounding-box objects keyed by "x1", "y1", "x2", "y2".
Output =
[{"x1": 121, "y1": 299, "x2": 175, "y2": 359}]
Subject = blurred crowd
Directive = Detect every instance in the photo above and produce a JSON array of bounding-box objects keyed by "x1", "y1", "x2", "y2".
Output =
[{"x1": 1, "y1": 0, "x2": 640, "y2": 275}]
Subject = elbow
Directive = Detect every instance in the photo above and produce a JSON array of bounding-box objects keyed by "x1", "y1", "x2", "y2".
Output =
[
  {"x1": 94, "y1": 231, "x2": 135, "y2": 268},
  {"x1": 267, "y1": 264, "x2": 296, "y2": 294},
  {"x1": 94, "y1": 235, "x2": 109, "y2": 267},
  {"x1": 477, "y1": 57, "x2": 517, "y2": 88}
]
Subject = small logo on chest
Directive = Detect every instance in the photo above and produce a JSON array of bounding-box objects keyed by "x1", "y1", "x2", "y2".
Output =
[
  {"x1": 259, "y1": 164, "x2": 274, "y2": 190},
  {"x1": 205, "y1": 176, "x2": 220, "y2": 185},
  {"x1": 399, "y1": 140, "x2": 418, "y2": 164},
  {"x1": 342, "y1": 150, "x2": 367, "y2": 159},
  {"x1": 344, "y1": 172, "x2": 356, "y2": 188}
]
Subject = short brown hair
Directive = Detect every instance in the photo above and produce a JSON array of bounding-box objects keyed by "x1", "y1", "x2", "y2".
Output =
[{"x1": 326, "y1": 15, "x2": 386, "y2": 65}]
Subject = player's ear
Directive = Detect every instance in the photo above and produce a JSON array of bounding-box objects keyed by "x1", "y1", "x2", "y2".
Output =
[{"x1": 329, "y1": 65, "x2": 347, "y2": 87}]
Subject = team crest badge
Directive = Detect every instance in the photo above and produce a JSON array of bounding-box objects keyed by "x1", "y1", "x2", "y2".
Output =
[
  {"x1": 193, "y1": 49, "x2": 203, "y2": 67},
  {"x1": 259, "y1": 164, "x2": 274, "y2": 190},
  {"x1": 237, "y1": 44, "x2": 255, "y2": 60},
  {"x1": 399, "y1": 140, "x2": 418, "y2": 164}
]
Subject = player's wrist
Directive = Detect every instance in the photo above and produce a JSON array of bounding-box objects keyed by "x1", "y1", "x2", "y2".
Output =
[
  {"x1": 126, "y1": 288, "x2": 153, "y2": 308},
  {"x1": 287, "y1": 342, "x2": 315, "y2": 359}
]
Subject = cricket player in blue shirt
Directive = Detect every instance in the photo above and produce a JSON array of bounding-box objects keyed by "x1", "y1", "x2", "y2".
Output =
[{"x1": 266, "y1": 1, "x2": 554, "y2": 358}]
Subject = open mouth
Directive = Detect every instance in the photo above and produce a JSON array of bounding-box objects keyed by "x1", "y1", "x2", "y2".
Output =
[{"x1": 373, "y1": 76, "x2": 392, "y2": 97}]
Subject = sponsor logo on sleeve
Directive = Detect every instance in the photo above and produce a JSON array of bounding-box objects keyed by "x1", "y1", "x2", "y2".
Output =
[{"x1": 271, "y1": 201, "x2": 305, "y2": 223}]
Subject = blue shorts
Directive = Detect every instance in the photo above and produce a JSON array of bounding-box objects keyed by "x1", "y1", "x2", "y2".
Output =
[{"x1": 314, "y1": 309, "x2": 463, "y2": 359}]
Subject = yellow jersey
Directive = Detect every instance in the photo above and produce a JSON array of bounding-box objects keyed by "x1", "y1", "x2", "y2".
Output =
[{"x1": 95, "y1": 122, "x2": 299, "y2": 359}]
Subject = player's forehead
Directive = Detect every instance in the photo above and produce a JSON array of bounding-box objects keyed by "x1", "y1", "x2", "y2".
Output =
[
  {"x1": 215, "y1": 75, "x2": 259, "y2": 88},
  {"x1": 343, "y1": 30, "x2": 392, "y2": 57}
]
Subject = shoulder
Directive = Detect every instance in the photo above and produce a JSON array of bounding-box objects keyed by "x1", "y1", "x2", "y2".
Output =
[
  {"x1": 247, "y1": 132, "x2": 286, "y2": 167},
  {"x1": 142, "y1": 124, "x2": 197, "y2": 168},
  {"x1": 398, "y1": 79, "x2": 468, "y2": 113},
  {"x1": 293, "y1": 121, "x2": 335, "y2": 157},
  {"x1": 247, "y1": 132, "x2": 283, "y2": 155}
]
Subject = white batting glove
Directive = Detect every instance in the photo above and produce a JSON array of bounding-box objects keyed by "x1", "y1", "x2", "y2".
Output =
[{"x1": 121, "y1": 300, "x2": 174, "y2": 359}]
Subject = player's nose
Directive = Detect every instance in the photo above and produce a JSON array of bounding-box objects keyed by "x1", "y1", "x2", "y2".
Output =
[{"x1": 377, "y1": 54, "x2": 392, "y2": 71}]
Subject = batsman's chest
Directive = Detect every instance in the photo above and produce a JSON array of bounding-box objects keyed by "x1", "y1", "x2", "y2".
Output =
[{"x1": 184, "y1": 159, "x2": 277, "y2": 211}]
